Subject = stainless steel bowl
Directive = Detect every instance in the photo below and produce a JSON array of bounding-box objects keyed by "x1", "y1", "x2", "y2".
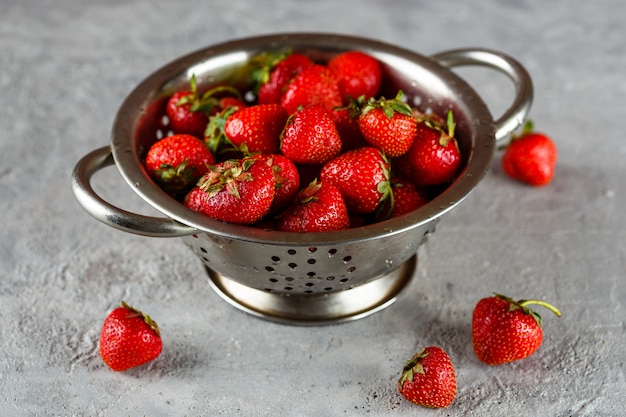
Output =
[{"x1": 71, "y1": 33, "x2": 532, "y2": 325}]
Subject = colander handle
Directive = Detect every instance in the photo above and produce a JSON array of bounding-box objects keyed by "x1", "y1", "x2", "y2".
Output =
[
  {"x1": 71, "y1": 146, "x2": 199, "y2": 237},
  {"x1": 430, "y1": 48, "x2": 533, "y2": 142}
]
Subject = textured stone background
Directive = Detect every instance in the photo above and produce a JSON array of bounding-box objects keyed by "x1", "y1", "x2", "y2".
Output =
[{"x1": 1, "y1": 0, "x2": 625, "y2": 415}]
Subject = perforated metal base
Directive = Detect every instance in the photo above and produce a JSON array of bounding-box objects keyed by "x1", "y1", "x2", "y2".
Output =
[{"x1": 206, "y1": 255, "x2": 417, "y2": 325}]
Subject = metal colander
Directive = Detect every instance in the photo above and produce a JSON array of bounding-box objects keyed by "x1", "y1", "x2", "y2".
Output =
[{"x1": 71, "y1": 33, "x2": 533, "y2": 324}]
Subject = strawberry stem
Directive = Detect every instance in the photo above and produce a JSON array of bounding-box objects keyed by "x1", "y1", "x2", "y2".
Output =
[
  {"x1": 518, "y1": 299, "x2": 562, "y2": 318},
  {"x1": 494, "y1": 293, "x2": 561, "y2": 327}
]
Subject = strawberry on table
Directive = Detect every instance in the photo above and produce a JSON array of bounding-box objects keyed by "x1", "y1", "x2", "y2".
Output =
[
  {"x1": 319, "y1": 147, "x2": 391, "y2": 215},
  {"x1": 280, "y1": 64, "x2": 343, "y2": 115},
  {"x1": 395, "y1": 110, "x2": 462, "y2": 186},
  {"x1": 250, "y1": 153, "x2": 300, "y2": 215},
  {"x1": 472, "y1": 293, "x2": 562, "y2": 366},
  {"x1": 144, "y1": 133, "x2": 215, "y2": 195},
  {"x1": 358, "y1": 92, "x2": 417, "y2": 158},
  {"x1": 501, "y1": 121, "x2": 557, "y2": 186},
  {"x1": 99, "y1": 301, "x2": 162, "y2": 372},
  {"x1": 278, "y1": 180, "x2": 350, "y2": 232},
  {"x1": 280, "y1": 104, "x2": 342, "y2": 165},
  {"x1": 398, "y1": 346, "x2": 457, "y2": 409},
  {"x1": 328, "y1": 50, "x2": 382, "y2": 102},
  {"x1": 184, "y1": 158, "x2": 275, "y2": 225},
  {"x1": 223, "y1": 103, "x2": 289, "y2": 155}
]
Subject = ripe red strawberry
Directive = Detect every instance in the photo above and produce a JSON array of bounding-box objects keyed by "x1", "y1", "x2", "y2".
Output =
[
  {"x1": 328, "y1": 50, "x2": 382, "y2": 102},
  {"x1": 280, "y1": 104, "x2": 342, "y2": 165},
  {"x1": 184, "y1": 158, "x2": 275, "y2": 225},
  {"x1": 217, "y1": 95, "x2": 247, "y2": 113},
  {"x1": 319, "y1": 147, "x2": 391, "y2": 214},
  {"x1": 501, "y1": 121, "x2": 557, "y2": 186},
  {"x1": 251, "y1": 153, "x2": 300, "y2": 215},
  {"x1": 472, "y1": 293, "x2": 562, "y2": 366},
  {"x1": 395, "y1": 111, "x2": 462, "y2": 186},
  {"x1": 257, "y1": 53, "x2": 314, "y2": 104},
  {"x1": 388, "y1": 177, "x2": 428, "y2": 218},
  {"x1": 223, "y1": 103, "x2": 289, "y2": 155},
  {"x1": 278, "y1": 180, "x2": 350, "y2": 232},
  {"x1": 144, "y1": 133, "x2": 215, "y2": 195},
  {"x1": 99, "y1": 301, "x2": 162, "y2": 372},
  {"x1": 329, "y1": 98, "x2": 368, "y2": 152},
  {"x1": 280, "y1": 64, "x2": 343, "y2": 115},
  {"x1": 165, "y1": 74, "x2": 223, "y2": 138},
  {"x1": 358, "y1": 92, "x2": 417, "y2": 158},
  {"x1": 398, "y1": 346, "x2": 457, "y2": 409}
]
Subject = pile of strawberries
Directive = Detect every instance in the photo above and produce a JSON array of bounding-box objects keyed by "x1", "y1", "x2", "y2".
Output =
[{"x1": 144, "y1": 50, "x2": 464, "y2": 232}]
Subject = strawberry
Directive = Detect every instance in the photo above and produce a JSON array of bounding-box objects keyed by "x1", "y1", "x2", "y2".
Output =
[
  {"x1": 184, "y1": 158, "x2": 275, "y2": 225},
  {"x1": 388, "y1": 177, "x2": 428, "y2": 218},
  {"x1": 329, "y1": 97, "x2": 368, "y2": 152},
  {"x1": 99, "y1": 301, "x2": 162, "y2": 372},
  {"x1": 165, "y1": 75, "x2": 230, "y2": 138},
  {"x1": 223, "y1": 103, "x2": 289, "y2": 155},
  {"x1": 280, "y1": 104, "x2": 342, "y2": 165},
  {"x1": 278, "y1": 180, "x2": 350, "y2": 232},
  {"x1": 144, "y1": 133, "x2": 215, "y2": 195},
  {"x1": 358, "y1": 92, "x2": 417, "y2": 158},
  {"x1": 398, "y1": 346, "x2": 457, "y2": 409},
  {"x1": 472, "y1": 293, "x2": 562, "y2": 366},
  {"x1": 395, "y1": 110, "x2": 462, "y2": 186},
  {"x1": 251, "y1": 153, "x2": 300, "y2": 215},
  {"x1": 501, "y1": 121, "x2": 557, "y2": 186},
  {"x1": 166, "y1": 90, "x2": 210, "y2": 138},
  {"x1": 328, "y1": 50, "x2": 382, "y2": 102},
  {"x1": 319, "y1": 147, "x2": 391, "y2": 214},
  {"x1": 257, "y1": 53, "x2": 314, "y2": 104},
  {"x1": 280, "y1": 64, "x2": 343, "y2": 115},
  {"x1": 217, "y1": 96, "x2": 247, "y2": 113}
]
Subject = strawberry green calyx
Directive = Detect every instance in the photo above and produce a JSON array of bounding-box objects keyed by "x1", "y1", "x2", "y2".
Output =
[
  {"x1": 246, "y1": 49, "x2": 292, "y2": 91},
  {"x1": 362, "y1": 90, "x2": 412, "y2": 119},
  {"x1": 153, "y1": 160, "x2": 196, "y2": 190},
  {"x1": 205, "y1": 106, "x2": 240, "y2": 155},
  {"x1": 120, "y1": 301, "x2": 160, "y2": 337},
  {"x1": 499, "y1": 119, "x2": 535, "y2": 151},
  {"x1": 375, "y1": 155, "x2": 394, "y2": 221},
  {"x1": 422, "y1": 110, "x2": 457, "y2": 147},
  {"x1": 494, "y1": 293, "x2": 562, "y2": 327},
  {"x1": 297, "y1": 180, "x2": 323, "y2": 204},
  {"x1": 446, "y1": 110, "x2": 456, "y2": 139},
  {"x1": 175, "y1": 73, "x2": 200, "y2": 107},
  {"x1": 178, "y1": 75, "x2": 242, "y2": 114},
  {"x1": 198, "y1": 159, "x2": 255, "y2": 200},
  {"x1": 399, "y1": 349, "x2": 429, "y2": 385}
]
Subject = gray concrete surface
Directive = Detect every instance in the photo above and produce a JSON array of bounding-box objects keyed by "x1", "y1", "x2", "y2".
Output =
[{"x1": 1, "y1": 0, "x2": 625, "y2": 415}]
